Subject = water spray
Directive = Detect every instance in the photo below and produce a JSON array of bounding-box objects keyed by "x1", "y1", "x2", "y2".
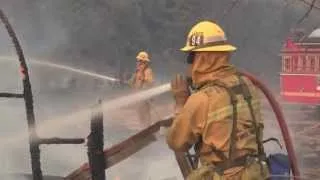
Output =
[
  {"x1": 37, "y1": 83, "x2": 171, "y2": 135},
  {"x1": 0, "y1": 82, "x2": 171, "y2": 147},
  {"x1": 0, "y1": 56, "x2": 119, "y2": 82}
]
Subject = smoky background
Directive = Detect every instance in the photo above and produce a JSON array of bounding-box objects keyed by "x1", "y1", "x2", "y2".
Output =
[{"x1": 0, "y1": 0, "x2": 319, "y2": 179}]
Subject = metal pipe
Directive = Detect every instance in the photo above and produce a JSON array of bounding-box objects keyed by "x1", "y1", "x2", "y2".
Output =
[
  {"x1": 0, "y1": 9, "x2": 42, "y2": 180},
  {"x1": 0, "y1": 92, "x2": 24, "y2": 98},
  {"x1": 38, "y1": 138, "x2": 85, "y2": 145}
]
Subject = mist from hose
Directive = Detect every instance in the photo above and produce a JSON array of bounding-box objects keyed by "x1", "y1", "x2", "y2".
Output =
[
  {"x1": 38, "y1": 82, "x2": 171, "y2": 135},
  {"x1": 0, "y1": 81, "x2": 171, "y2": 145},
  {"x1": 0, "y1": 63, "x2": 172, "y2": 174},
  {"x1": 0, "y1": 55, "x2": 172, "y2": 163},
  {"x1": 0, "y1": 56, "x2": 119, "y2": 82}
]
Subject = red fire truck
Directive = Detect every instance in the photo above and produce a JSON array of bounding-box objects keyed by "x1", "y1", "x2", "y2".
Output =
[{"x1": 280, "y1": 28, "x2": 320, "y2": 105}]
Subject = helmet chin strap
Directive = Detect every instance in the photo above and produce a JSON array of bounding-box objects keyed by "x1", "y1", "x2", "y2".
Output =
[{"x1": 186, "y1": 52, "x2": 195, "y2": 64}]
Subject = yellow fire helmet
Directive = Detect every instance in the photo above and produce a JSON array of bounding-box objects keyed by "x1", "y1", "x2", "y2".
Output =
[
  {"x1": 136, "y1": 51, "x2": 150, "y2": 62},
  {"x1": 180, "y1": 21, "x2": 237, "y2": 52}
]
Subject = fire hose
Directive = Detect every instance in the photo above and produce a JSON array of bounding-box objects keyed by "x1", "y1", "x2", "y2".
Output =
[{"x1": 240, "y1": 71, "x2": 300, "y2": 180}]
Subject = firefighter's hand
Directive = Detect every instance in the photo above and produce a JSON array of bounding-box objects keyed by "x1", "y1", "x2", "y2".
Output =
[{"x1": 171, "y1": 74, "x2": 190, "y2": 108}]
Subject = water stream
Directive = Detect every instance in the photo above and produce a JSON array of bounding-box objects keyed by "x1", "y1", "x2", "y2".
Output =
[
  {"x1": 0, "y1": 55, "x2": 172, "y2": 145},
  {"x1": 0, "y1": 56, "x2": 119, "y2": 82}
]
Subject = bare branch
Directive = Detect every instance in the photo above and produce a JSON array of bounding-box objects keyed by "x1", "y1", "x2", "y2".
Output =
[
  {"x1": 299, "y1": 0, "x2": 320, "y2": 10},
  {"x1": 296, "y1": 0, "x2": 316, "y2": 25}
]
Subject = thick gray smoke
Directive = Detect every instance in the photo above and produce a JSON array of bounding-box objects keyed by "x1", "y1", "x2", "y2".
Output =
[
  {"x1": 0, "y1": 0, "x2": 319, "y2": 179},
  {"x1": 1, "y1": 0, "x2": 319, "y2": 84}
]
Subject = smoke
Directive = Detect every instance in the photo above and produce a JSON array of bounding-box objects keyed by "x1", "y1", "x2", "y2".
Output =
[
  {"x1": 0, "y1": 0, "x2": 320, "y2": 179},
  {"x1": 0, "y1": 0, "x2": 318, "y2": 88},
  {"x1": 1, "y1": 0, "x2": 319, "y2": 82},
  {"x1": 0, "y1": 1, "x2": 68, "y2": 56}
]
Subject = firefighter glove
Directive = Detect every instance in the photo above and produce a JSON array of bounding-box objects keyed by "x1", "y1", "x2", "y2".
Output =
[{"x1": 171, "y1": 74, "x2": 190, "y2": 109}]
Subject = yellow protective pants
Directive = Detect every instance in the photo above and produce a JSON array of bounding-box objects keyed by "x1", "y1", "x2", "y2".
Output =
[
  {"x1": 137, "y1": 100, "x2": 151, "y2": 127},
  {"x1": 187, "y1": 161, "x2": 269, "y2": 180}
]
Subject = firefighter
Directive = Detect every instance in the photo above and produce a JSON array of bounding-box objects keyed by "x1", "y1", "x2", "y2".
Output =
[
  {"x1": 128, "y1": 51, "x2": 154, "y2": 127},
  {"x1": 166, "y1": 21, "x2": 269, "y2": 179}
]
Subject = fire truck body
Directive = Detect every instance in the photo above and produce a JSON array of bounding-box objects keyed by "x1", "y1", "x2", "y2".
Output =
[{"x1": 280, "y1": 28, "x2": 320, "y2": 105}]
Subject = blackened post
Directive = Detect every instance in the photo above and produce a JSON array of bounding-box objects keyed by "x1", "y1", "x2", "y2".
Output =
[
  {"x1": 87, "y1": 99, "x2": 106, "y2": 180},
  {"x1": 0, "y1": 92, "x2": 24, "y2": 98},
  {"x1": 174, "y1": 152, "x2": 193, "y2": 178},
  {"x1": 0, "y1": 9, "x2": 43, "y2": 180},
  {"x1": 38, "y1": 138, "x2": 85, "y2": 144}
]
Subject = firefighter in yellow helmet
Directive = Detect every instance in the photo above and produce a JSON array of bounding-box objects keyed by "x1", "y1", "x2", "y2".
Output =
[
  {"x1": 128, "y1": 51, "x2": 154, "y2": 127},
  {"x1": 166, "y1": 21, "x2": 269, "y2": 179}
]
